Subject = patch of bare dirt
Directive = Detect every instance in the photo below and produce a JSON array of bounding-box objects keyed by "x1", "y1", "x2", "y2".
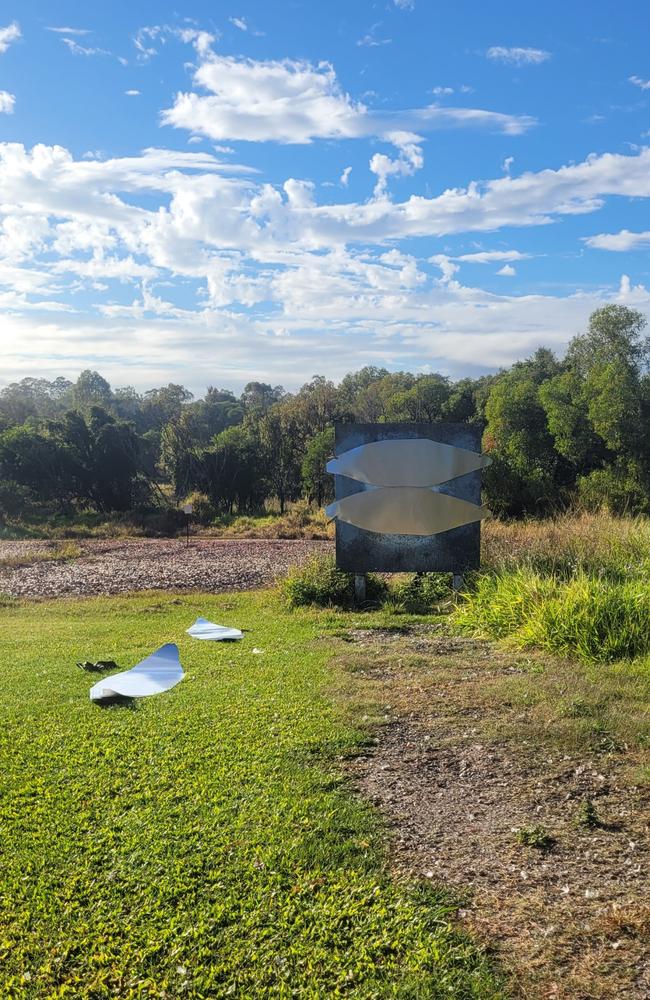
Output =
[
  {"x1": 340, "y1": 627, "x2": 650, "y2": 999},
  {"x1": 0, "y1": 538, "x2": 331, "y2": 598}
]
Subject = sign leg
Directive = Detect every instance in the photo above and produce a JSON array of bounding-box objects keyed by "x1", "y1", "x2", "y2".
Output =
[{"x1": 354, "y1": 573, "x2": 367, "y2": 604}]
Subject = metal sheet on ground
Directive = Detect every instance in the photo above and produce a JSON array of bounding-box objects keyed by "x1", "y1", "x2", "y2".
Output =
[
  {"x1": 89, "y1": 643, "x2": 184, "y2": 701},
  {"x1": 186, "y1": 617, "x2": 243, "y2": 641}
]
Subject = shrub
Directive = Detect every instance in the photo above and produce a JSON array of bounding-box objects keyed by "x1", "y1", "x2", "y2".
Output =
[
  {"x1": 281, "y1": 554, "x2": 387, "y2": 608},
  {"x1": 389, "y1": 573, "x2": 451, "y2": 613},
  {"x1": 182, "y1": 491, "x2": 217, "y2": 526}
]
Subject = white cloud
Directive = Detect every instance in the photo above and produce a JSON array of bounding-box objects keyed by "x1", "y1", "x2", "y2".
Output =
[
  {"x1": 340, "y1": 166, "x2": 352, "y2": 187},
  {"x1": 487, "y1": 46, "x2": 551, "y2": 65},
  {"x1": 369, "y1": 132, "x2": 423, "y2": 197},
  {"x1": 230, "y1": 17, "x2": 248, "y2": 31},
  {"x1": 0, "y1": 22, "x2": 20, "y2": 54},
  {"x1": 133, "y1": 23, "x2": 216, "y2": 61},
  {"x1": 2, "y1": 139, "x2": 650, "y2": 391},
  {"x1": 502, "y1": 155, "x2": 514, "y2": 173},
  {"x1": 357, "y1": 24, "x2": 392, "y2": 47},
  {"x1": 583, "y1": 229, "x2": 650, "y2": 251},
  {"x1": 177, "y1": 28, "x2": 216, "y2": 56},
  {"x1": 162, "y1": 52, "x2": 535, "y2": 148},
  {"x1": 497, "y1": 264, "x2": 516, "y2": 275},
  {"x1": 0, "y1": 90, "x2": 15, "y2": 113},
  {"x1": 629, "y1": 75, "x2": 650, "y2": 90},
  {"x1": 451, "y1": 250, "x2": 528, "y2": 263},
  {"x1": 62, "y1": 38, "x2": 111, "y2": 57},
  {"x1": 125, "y1": 89, "x2": 141, "y2": 96},
  {"x1": 393, "y1": 0, "x2": 415, "y2": 9},
  {"x1": 432, "y1": 86, "x2": 454, "y2": 96},
  {"x1": 47, "y1": 26, "x2": 90, "y2": 36}
]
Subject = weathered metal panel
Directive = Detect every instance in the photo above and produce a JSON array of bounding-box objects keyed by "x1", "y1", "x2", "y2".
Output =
[{"x1": 333, "y1": 422, "x2": 483, "y2": 573}]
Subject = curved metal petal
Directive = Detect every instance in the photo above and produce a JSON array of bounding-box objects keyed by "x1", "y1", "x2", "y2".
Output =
[
  {"x1": 186, "y1": 616, "x2": 243, "y2": 641},
  {"x1": 89, "y1": 643, "x2": 184, "y2": 700},
  {"x1": 327, "y1": 488, "x2": 490, "y2": 536},
  {"x1": 326, "y1": 438, "x2": 491, "y2": 487}
]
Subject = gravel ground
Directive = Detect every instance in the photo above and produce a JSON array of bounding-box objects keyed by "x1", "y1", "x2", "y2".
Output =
[
  {"x1": 0, "y1": 538, "x2": 331, "y2": 598},
  {"x1": 341, "y1": 626, "x2": 650, "y2": 999}
]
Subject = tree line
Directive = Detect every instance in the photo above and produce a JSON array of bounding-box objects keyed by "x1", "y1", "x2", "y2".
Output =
[{"x1": 1, "y1": 305, "x2": 649, "y2": 526}]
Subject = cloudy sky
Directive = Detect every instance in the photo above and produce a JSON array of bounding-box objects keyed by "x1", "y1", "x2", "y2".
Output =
[{"x1": 1, "y1": 1, "x2": 650, "y2": 393}]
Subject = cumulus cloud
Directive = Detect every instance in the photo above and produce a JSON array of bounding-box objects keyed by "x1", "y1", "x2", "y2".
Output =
[
  {"x1": 340, "y1": 166, "x2": 352, "y2": 187},
  {"x1": 487, "y1": 46, "x2": 550, "y2": 65},
  {"x1": 497, "y1": 264, "x2": 516, "y2": 275},
  {"x1": 0, "y1": 22, "x2": 20, "y2": 54},
  {"x1": 369, "y1": 132, "x2": 423, "y2": 197},
  {"x1": 2, "y1": 138, "x2": 650, "y2": 391},
  {"x1": 0, "y1": 90, "x2": 15, "y2": 113},
  {"x1": 583, "y1": 229, "x2": 650, "y2": 251},
  {"x1": 629, "y1": 75, "x2": 650, "y2": 90},
  {"x1": 162, "y1": 52, "x2": 535, "y2": 149}
]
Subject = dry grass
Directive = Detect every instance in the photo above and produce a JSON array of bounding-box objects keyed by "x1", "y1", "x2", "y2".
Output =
[
  {"x1": 205, "y1": 503, "x2": 334, "y2": 540},
  {"x1": 0, "y1": 540, "x2": 82, "y2": 568},
  {"x1": 482, "y1": 511, "x2": 650, "y2": 577}
]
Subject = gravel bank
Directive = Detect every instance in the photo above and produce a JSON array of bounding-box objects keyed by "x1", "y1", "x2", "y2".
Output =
[{"x1": 0, "y1": 538, "x2": 331, "y2": 599}]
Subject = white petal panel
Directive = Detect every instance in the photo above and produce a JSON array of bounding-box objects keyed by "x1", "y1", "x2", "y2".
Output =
[
  {"x1": 326, "y1": 438, "x2": 491, "y2": 487},
  {"x1": 89, "y1": 643, "x2": 184, "y2": 701},
  {"x1": 186, "y1": 616, "x2": 243, "y2": 641},
  {"x1": 326, "y1": 488, "x2": 489, "y2": 536}
]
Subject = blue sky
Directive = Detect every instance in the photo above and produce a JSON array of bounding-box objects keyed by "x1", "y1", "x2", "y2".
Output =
[{"x1": 1, "y1": 0, "x2": 650, "y2": 393}]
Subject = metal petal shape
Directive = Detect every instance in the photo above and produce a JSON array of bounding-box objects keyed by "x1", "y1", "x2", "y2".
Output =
[
  {"x1": 326, "y1": 488, "x2": 490, "y2": 536},
  {"x1": 186, "y1": 616, "x2": 243, "y2": 641},
  {"x1": 326, "y1": 438, "x2": 491, "y2": 487},
  {"x1": 89, "y1": 643, "x2": 184, "y2": 701}
]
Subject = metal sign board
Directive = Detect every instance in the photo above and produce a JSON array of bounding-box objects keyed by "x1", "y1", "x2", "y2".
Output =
[{"x1": 329, "y1": 423, "x2": 489, "y2": 574}]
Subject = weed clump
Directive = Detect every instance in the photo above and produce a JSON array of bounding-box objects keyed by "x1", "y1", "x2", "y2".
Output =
[
  {"x1": 515, "y1": 825, "x2": 555, "y2": 850},
  {"x1": 576, "y1": 798, "x2": 600, "y2": 829},
  {"x1": 281, "y1": 554, "x2": 387, "y2": 608}
]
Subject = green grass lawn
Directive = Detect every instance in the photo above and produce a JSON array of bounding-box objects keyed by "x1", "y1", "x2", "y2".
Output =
[{"x1": 0, "y1": 591, "x2": 502, "y2": 999}]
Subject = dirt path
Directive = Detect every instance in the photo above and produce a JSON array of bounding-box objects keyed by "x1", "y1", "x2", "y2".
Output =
[
  {"x1": 0, "y1": 538, "x2": 331, "y2": 598},
  {"x1": 337, "y1": 626, "x2": 650, "y2": 999}
]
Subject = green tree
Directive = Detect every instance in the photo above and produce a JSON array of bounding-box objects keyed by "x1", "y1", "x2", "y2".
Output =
[{"x1": 301, "y1": 428, "x2": 335, "y2": 507}]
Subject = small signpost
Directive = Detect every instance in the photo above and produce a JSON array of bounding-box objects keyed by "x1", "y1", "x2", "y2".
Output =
[
  {"x1": 182, "y1": 502, "x2": 193, "y2": 548},
  {"x1": 326, "y1": 423, "x2": 491, "y2": 601}
]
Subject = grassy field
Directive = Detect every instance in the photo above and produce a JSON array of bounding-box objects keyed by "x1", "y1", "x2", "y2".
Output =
[{"x1": 0, "y1": 591, "x2": 502, "y2": 999}]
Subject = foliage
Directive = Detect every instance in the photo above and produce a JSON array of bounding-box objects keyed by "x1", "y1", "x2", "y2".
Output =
[
  {"x1": 0, "y1": 592, "x2": 503, "y2": 999},
  {"x1": 282, "y1": 553, "x2": 388, "y2": 608},
  {"x1": 575, "y1": 799, "x2": 600, "y2": 829},
  {"x1": 515, "y1": 826, "x2": 555, "y2": 850},
  {"x1": 302, "y1": 426, "x2": 335, "y2": 507},
  {"x1": 181, "y1": 491, "x2": 217, "y2": 526},
  {"x1": 388, "y1": 573, "x2": 451, "y2": 613},
  {"x1": 1, "y1": 306, "x2": 650, "y2": 526}
]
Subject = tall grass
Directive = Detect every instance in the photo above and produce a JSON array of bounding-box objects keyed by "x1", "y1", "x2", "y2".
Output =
[
  {"x1": 482, "y1": 511, "x2": 650, "y2": 580},
  {"x1": 455, "y1": 568, "x2": 650, "y2": 662}
]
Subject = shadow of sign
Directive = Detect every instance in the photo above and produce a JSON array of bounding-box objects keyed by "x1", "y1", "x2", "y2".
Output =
[{"x1": 331, "y1": 423, "x2": 486, "y2": 574}]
